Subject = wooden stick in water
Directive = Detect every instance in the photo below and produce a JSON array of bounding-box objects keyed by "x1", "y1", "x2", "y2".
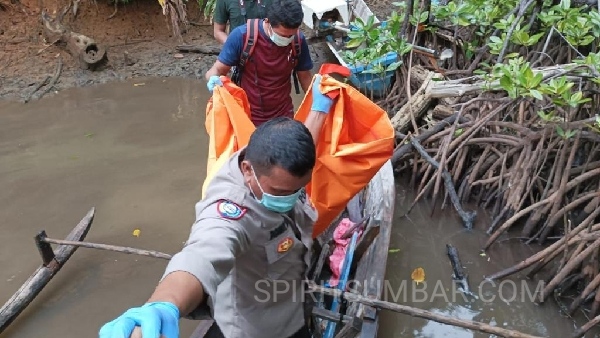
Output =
[
  {"x1": 308, "y1": 283, "x2": 546, "y2": 338},
  {"x1": 0, "y1": 209, "x2": 95, "y2": 334},
  {"x1": 40, "y1": 237, "x2": 173, "y2": 260}
]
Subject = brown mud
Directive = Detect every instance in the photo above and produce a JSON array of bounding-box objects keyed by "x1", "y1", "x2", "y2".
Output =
[{"x1": 0, "y1": 0, "x2": 348, "y2": 102}]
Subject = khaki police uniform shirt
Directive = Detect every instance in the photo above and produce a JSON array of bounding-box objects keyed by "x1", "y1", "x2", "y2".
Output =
[{"x1": 163, "y1": 149, "x2": 317, "y2": 338}]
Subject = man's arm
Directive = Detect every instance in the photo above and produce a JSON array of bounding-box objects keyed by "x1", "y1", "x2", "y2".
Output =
[
  {"x1": 213, "y1": 0, "x2": 230, "y2": 44},
  {"x1": 303, "y1": 74, "x2": 334, "y2": 144},
  {"x1": 296, "y1": 70, "x2": 313, "y2": 93},
  {"x1": 214, "y1": 23, "x2": 229, "y2": 45},
  {"x1": 147, "y1": 271, "x2": 205, "y2": 316},
  {"x1": 205, "y1": 25, "x2": 244, "y2": 81},
  {"x1": 145, "y1": 212, "x2": 250, "y2": 317},
  {"x1": 295, "y1": 34, "x2": 314, "y2": 93},
  {"x1": 304, "y1": 109, "x2": 327, "y2": 144},
  {"x1": 206, "y1": 60, "x2": 233, "y2": 81}
]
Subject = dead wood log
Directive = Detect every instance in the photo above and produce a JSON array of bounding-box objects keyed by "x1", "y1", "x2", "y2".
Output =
[
  {"x1": 419, "y1": 64, "x2": 592, "y2": 99},
  {"x1": 176, "y1": 44, "x2": 221, "y2": 55},
  {"x1": 390, "y1": 65, "x2": 443, "y2": 132},
  {"x1": 447, "y1": 244, "x2": 472, "y2": 295},
  {"x1": 308, "y1": 283, "x2": 546, "y2": 338},
  {"x1": 0, "y1": 208, "x2": 95, "y2": 334},
  {"x1": 41, "y1": 9, "x2": 107, "y2": 70}
]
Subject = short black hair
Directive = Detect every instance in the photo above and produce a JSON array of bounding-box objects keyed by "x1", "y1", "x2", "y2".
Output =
[
  {"x1": 266, "y1": 0, "x2": 304, "y2": 29},
  {"x1": 245, "y1": 117, "x2": 315, "y2": 178}
]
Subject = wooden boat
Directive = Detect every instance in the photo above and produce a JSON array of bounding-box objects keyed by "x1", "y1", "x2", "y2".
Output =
[{"x1": 189, "y1": 159, "x2": 396, "y2": 338}]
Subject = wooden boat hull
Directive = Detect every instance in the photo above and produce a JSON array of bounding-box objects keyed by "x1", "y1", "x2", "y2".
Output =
[{"x1": 189, "y1": 159, "x2": 396, "y2": 338}]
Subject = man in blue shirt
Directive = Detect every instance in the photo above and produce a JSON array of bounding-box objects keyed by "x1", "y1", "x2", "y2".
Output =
[{"x1": 205, "y1": 0, "x2": 314, "y2": 126}]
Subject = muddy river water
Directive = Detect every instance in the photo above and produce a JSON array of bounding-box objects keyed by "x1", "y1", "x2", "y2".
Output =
[{"x1": 0, "y1": 78, "x2": 597, "y2": 337}]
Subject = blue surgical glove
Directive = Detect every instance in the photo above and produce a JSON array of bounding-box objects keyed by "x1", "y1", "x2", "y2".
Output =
[
  {"x1": 207, "y1": 75, "x2": 223, "y2": 93},
  {"x1": 98, "y1": 301, "x2": 180, "y2": 338},
  {"x1": 311, "y1": 74, "x2": 334, "y2": 114}
]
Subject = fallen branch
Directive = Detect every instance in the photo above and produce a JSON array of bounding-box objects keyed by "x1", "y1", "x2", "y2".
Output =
[
  {"x1": 391, "y1": 65, "x2": 443, "y2": 132},
  {"x1": 175, "y1": 44, "x2": 221, "y2": 55},
  {"x1": 23, "y1": 75, "x2": 50, "y2": 103},
  {"x1": 308, "y1": 283, "x2": 545, "y2": 338},
  {"x1": 0, "y1": 208, "x2": 95, "y2": 334},
  {"x1": 428, "y1": 64, "x2": 589, "y2": 98},
  {"x1": 40, "y1": 236, "x2": 173, "y2": 260},
  {"x1": 36, "y1": 57, "x2": 63, "y2": 100},
  {"x1": 410, "y1": 137, "x2": 477, "y2": 229}
]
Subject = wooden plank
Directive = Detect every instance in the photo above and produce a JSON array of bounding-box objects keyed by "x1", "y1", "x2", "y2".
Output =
[
  {"x1": 334, "y1": 316, "x2": 363, "y2": 338},
  {"x1": 0, "y1": 208, "x2": 95, "y2": 334},
  {"x1": 355, "y1": 160, "x2": 396, "y2": 338},
  {"x1": 350, "y1": 224, "x2": 380, "y2": 272},
  {"x1": 313, "y1": 306, "x2": 352, "y2": 323},
  {"x1": 311, "y1": 243, "x2": 331, "y2": 281},
  {"x1": 358, "y1": 307, "x2": 378, "y2": 338}
]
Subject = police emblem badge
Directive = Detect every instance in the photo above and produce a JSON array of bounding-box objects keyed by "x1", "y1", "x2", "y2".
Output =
[
  {"x1": 277, "y1": 237, "x2": 294, "y2": 253},
  {"x1": 216, "y1": 200, "x2": 246, "y2": 220}
]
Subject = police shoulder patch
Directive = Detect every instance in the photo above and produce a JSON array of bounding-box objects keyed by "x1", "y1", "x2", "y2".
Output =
[{"x1": 216, "y1": 200, "x2": 247, "y2": 220}]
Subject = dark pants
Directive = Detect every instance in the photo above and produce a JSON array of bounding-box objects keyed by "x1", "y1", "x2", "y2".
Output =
[{"x1": 205, "y1": 322, "x2": 311, "y2": 338}]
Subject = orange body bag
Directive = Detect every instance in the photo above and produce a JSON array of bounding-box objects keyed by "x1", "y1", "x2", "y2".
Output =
[{"x1": 202, "y1": 64, "x2": 395, "y2": 237}]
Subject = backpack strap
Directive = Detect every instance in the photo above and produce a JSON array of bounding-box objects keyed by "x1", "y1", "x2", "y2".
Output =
[
  {"x1": 239, "y1": 18, "x2": 259, "y2": 69},
  {"x1": 290, "y1": 31, "x2": 302, "y2": 94},
  {"x1": 290, "y1": 31, "x2": 302, "y2": 68},
  {"x1": 232, "y1": 19, "x2": 259, "y2": 86}
]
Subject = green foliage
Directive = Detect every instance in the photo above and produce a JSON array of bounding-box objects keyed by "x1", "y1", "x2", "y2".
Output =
[
  {"x1": 342, "y1": 7, "x2": 412, "y2": 80},
  {"x1": 197, "y1": 0, "x2": 216, "y2": 21}
]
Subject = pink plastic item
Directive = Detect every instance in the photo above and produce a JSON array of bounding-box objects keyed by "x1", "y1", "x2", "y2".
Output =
[{"x1": 328, "y1": 218, "x2": 362, "y2": 287}]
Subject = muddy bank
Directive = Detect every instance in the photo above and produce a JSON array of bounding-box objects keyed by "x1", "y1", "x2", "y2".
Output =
[{"x1": 0, "y1": 0, "x2": 340, "y2": 102}]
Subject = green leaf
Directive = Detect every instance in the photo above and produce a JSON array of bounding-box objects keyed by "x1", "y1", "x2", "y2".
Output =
[
  {"x1": 500, "y1": 75, "x2": 514, "y2": 92},
  {"x1": 531, "y1": 73, "x2": 544, "y2": 88},
  {"x1": 345, "y1": 38, "x2": 365, "y2": 49},
  {"x1": 529, "y1": 89, "x2": 544, "y2": 100},
  {"x1": 571, "y1": 91, "x2": 583, "y2": 102},
  {"x1": 556, "y1": 125, "x2": 565, "y2": 137},
  {"x1": 367, "y1": 15, "x2": 375, "y2": 29},
  {"x1": 386, "y1": 61, "x2": 403, "y2": 71},
  {"x1": 389, "y1": 248, "x2": 401, "y2": 253}
]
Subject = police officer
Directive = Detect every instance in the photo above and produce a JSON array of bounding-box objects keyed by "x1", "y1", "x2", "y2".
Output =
[{"x1": 98, "y1": 75, "x2": 334, "y2": 338}]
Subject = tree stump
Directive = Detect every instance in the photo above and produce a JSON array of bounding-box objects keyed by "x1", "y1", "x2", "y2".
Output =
[{"x1": 41, "y1": 9, "x2": 108, "y2": 71}]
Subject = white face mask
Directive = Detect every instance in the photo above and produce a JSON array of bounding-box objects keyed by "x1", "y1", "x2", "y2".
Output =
[{"x1": 268, "y1": 23, "x2": 294, "y2": 47}]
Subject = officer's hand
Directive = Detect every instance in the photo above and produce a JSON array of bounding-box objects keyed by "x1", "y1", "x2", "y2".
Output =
[
  {"x1": 98, "y1": 301, "x2": 180, "y2": 338},
  {"x1": 207, "y1": 75, "x2": 223, "y2": 93},
  {"x1": 311, "y1": 74, "x2": 334, "y2": 114}
]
